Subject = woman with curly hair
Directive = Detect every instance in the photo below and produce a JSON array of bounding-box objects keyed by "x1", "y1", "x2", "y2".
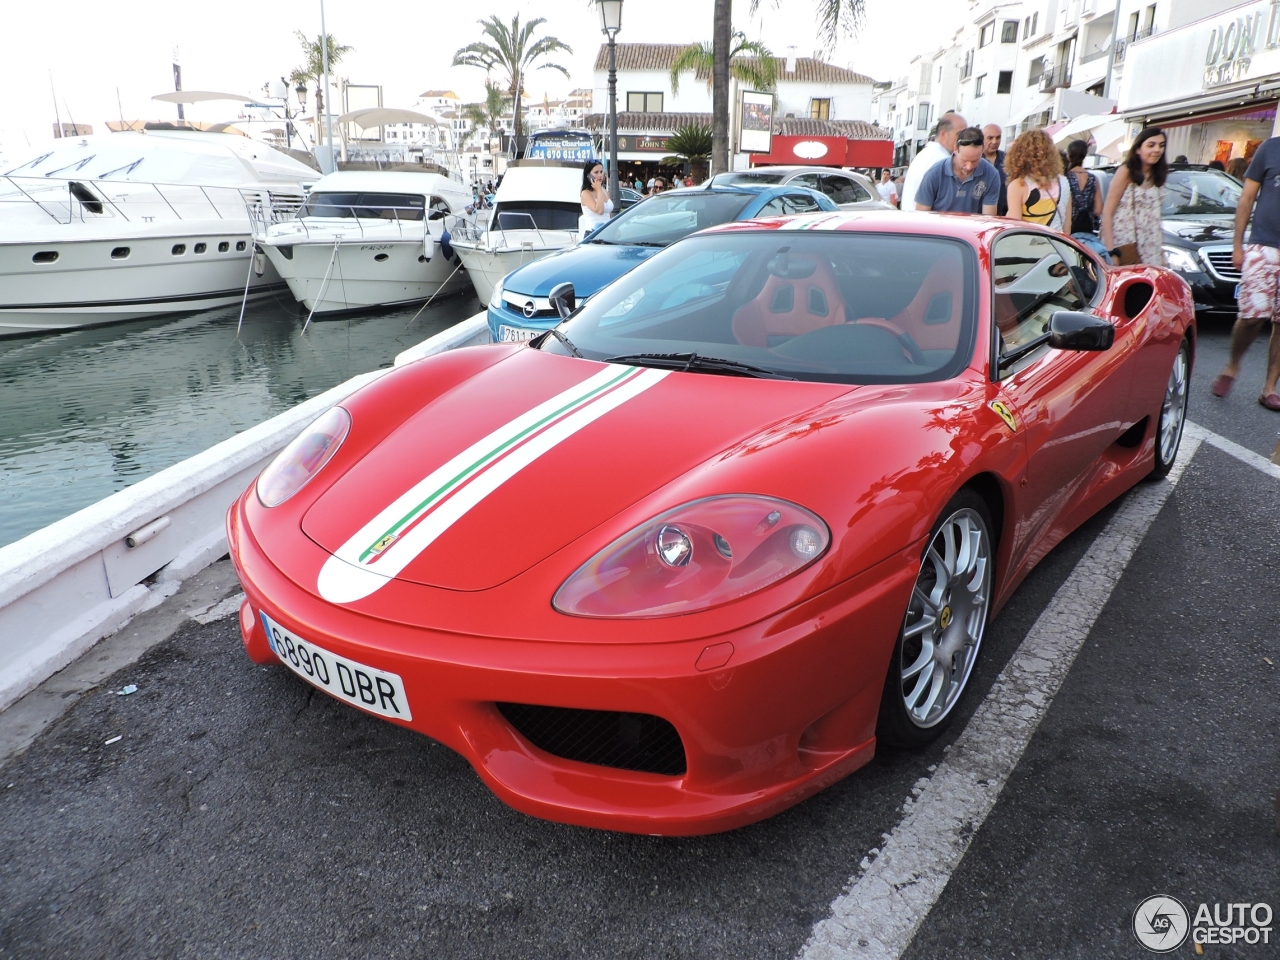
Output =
[{"x1": 1004, "y1": 129, "x2": 1072, "y2": 234}]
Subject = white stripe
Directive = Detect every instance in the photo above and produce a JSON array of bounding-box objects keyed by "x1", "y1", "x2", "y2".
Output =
[
  {"x1": 799, "y1": 434, "x2": 1203, "y2": 960},
  {"x1": 317, "y1": 367, "x2": 668, "y2": 603},
  {"x1": 1184, "y1": 420, "x2": 1280, "y2": 481}
]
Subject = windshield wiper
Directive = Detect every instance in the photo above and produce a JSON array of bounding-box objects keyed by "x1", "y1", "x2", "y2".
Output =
[
  {"x1": 626, "y1": 240, "x2": 669, "y2": 247},
  {"x1": 537, "y1": 327, "x2": 583, "y2": 358},
  {"x1": 605, "y1": 351, "x2": 795, "y2": 380}
]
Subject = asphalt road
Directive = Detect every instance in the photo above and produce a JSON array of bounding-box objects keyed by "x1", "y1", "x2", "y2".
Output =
[{"x1": 0, "y1": 321, "x2": 1276, "y2": 960}]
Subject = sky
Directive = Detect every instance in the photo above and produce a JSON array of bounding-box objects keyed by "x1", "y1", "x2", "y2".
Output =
[{"x1": 0, "y1": 0, "x2": 959, "y2": 156}]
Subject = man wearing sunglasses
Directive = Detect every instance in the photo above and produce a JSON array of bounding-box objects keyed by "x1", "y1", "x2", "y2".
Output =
[{"x1": 914, "y1": 126, "x2": 1001, "y2": 216}]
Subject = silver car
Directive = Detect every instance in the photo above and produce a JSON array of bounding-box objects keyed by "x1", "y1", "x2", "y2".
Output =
[{"x1": 708, "y1": 166, "x2": 894, "y2": 211}]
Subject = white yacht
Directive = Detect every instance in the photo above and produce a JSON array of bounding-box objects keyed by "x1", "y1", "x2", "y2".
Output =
[
  {"x1": 449, "y1": 161, "x2": 584, "y2": 303},
  {"x1": 0, "y1": 130, "x2": 316, "y2": 335},
  {"x1": 256, "y1": 169, "x2": 472, "y2": 314}
]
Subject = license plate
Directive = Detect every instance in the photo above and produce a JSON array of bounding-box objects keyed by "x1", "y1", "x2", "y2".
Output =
[
  {"x1": 498, "y1": 324, "x2": 540, "y2": 342},
  {"x1": 261, "y1": 612, "x2": 412, "y2": 720}
]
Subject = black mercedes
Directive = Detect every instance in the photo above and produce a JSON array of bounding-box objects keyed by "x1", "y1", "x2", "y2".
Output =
[{"x1": 1096, "y1": 164, "x2": 1243, "y2": 318}]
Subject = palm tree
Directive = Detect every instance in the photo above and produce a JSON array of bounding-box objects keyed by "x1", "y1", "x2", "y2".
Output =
[
  {"x1": 707, "y1": 0, "x2": 866, "y2": 172},
  {"x1": 452, "y1": 14, "x2": 571, "y2": 147},
  {"x1": 660, "y1": 124, "x2": 713, "y2": 181},
  {"x1": 669, "y1": 33, "x2": 777, "y2": 95},
  {"x1": 290, "y1": 31, "x2": 354, "y2": 122},
  {"x1": 462, "y1": 80, "x2": 510, "y2": 147}
]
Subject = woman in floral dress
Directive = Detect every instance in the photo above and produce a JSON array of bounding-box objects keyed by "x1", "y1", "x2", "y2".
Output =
[{"x1": 1101, "y1": 127, "x2": 1168, "y2": 266}]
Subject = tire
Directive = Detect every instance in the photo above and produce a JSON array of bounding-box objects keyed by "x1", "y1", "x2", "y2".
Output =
[
  {"x1": 877, "y1": 489, "x2": 994, "y2": 749},
  {"x1": 1147, "y1": 337, "x2": 1190, "y2": 481}
]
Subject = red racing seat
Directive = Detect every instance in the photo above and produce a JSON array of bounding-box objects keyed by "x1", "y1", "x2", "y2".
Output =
[
  {"x1": 885, "y1": 253, "x2": 964, "y2": 352},
  {"x1": 732, "y1": 254, "x2": 846, "y2": 348}
]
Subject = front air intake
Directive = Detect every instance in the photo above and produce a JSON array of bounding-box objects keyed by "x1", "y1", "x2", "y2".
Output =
[{"x1": 496, "y1": 703, "x2": 686, "y2": 776}]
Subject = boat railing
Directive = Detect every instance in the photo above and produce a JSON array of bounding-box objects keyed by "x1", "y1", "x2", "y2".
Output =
[
  {"x1": 448, "y1": 210, "x2": 576, "y2": 252},
  {"x1": 1, "y1": 175, "x2": 305, "y2": 228},
  {"x1": 251, "y1": 201, "x2": 432, "y2": 243}
]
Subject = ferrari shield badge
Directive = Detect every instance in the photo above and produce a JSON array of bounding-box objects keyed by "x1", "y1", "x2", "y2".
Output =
[{"x1": 988, "y1": 399, "x2": 1018, "y2": 432}]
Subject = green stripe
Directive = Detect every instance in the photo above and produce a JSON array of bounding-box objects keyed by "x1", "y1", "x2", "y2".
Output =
[{"x1": 357, "y1": 366, "x2": 638, "y2": 562}]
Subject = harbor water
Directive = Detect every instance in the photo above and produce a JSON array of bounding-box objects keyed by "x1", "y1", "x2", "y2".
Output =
[{"x1": 0, "y1": 293, "x2": 483, "y2": 548}]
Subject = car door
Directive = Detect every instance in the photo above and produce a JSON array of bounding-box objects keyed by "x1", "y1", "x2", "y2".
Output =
[{"x1": 990, "y1": 231, "x2": 1136, "y2": 563}]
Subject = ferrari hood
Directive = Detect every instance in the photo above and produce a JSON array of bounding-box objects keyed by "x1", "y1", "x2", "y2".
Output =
[{"x1": 304, "y1": 349, "x2": 848, "y2": 600}]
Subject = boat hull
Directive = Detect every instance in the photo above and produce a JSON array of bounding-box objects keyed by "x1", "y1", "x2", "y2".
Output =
[
  {"x1": 453, "y1": 240, "x2": 575, "y2": 304},
  {"x1": 262, "y1": 239, "x2": 471, "y2": 313},
  {"x1": 0, "y1": 234, "x2": 285, "y2": 335}
]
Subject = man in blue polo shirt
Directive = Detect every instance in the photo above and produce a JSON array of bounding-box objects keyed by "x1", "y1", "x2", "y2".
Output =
[{"x1": 915, "y1": 127, "x2": 1001, "y2": 215}]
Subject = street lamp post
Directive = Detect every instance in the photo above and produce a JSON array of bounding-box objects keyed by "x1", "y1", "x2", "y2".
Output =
[{"x1": 597, "y1": 0, "x2": 624, "y2": 209}]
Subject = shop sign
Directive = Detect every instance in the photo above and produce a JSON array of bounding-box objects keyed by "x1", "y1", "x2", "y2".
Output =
[
  {"x1": 1204, "y1": 2, "x2": 1280, "y2": 87},
  {"x1": 615, "y1": 135, "x2": 672, "y2": 152}
]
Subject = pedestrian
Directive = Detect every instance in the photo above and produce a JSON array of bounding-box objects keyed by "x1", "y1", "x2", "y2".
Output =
[
  {"x1": 876, "y1": 169, "x2": 898, "y2": 206},
  {"x1": 1100, "y1": 126, "x2": 1168, "y2": 266},
  {"x1": 914, "y1": 126, "x2": 1000, "y2": 215},
  {"x1": 646, "y1": 177, "x2": 655, "y2": 193},
  {"x1": 579, "y1": 159, "x2": 613, "y2": 239},
  {"x1": 900, "y1": 111, "x2": 966, "y2": 211},
  {"x1": 893, "y1": 174, "x2": 905, "y2": 208},
  {"x1": 1064, "y1": 139, "x2": 1110, "y2": 261},
  {"x1": 634, "y1": 177, "x2": 643, "y2": 192},
  {"x1": 1004, "y1": 129, "x2": 1071, "y2": 234},
  {"x1": 1173, "y1": 154, "x2": 1190, "y2": 164},
  {"x1": 1226, "y1": 157, "x2": 1247, "y2": 180},
  {"x1": 1208, "y1": 160, "x2": 1226, "y2": 171},
  {"x1": 1210, "y1": 134, "x2": 1280, "y2": 409},
  {"x1": 982, "y1": 124, "x2": 1008, "y2": 215}
]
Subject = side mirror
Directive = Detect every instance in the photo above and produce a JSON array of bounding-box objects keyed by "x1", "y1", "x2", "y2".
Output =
[
  {"x1": 1048, "y1": 311, "x2": 1114, "y2": 351},
  {"x1": 549, "y1": 281, "x2": 576, "y2": 319}
]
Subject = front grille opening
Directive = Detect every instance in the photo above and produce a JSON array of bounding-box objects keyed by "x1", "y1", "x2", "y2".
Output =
[{"x1": 497, "y1": 703, "x2": 686, "y2": 776}]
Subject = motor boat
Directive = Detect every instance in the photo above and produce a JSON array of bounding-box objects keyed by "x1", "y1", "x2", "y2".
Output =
[
  {"x1": 449, "y1": 160, "x2": 584, "y2": 303},
  {"x1": 0, "y1": 129, "x2": 317, "y2": 336},
  {"x1": 255, "y1": 169, "x2": 473, "y2": 314}
]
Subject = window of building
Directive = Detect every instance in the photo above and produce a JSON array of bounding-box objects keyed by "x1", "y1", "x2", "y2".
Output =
[
  {"x1": 961, "y1": 49, "x2": 975, "y2": 79},
  {"x1": 809, "y1": 98, "x2": 831, "y2": 120},
  {"x1": 918, "y1": 103, "x2": 932, "y2": 130},
  {"x1": 1023, "y1": 15, "x2": 1031, "y2": 39},
  {"x1": 980, "y1": 22, "x2": 996, "y2": 47},
  {"x1": 938, "y1": 64, "x2": 943, "y2": 82},
  {"x1": 1028, "y1": 56, "x2": 1045, "y2": 86},
  {"x1": 1143, "y1": 4, "x2": 1156, "y2": 32},
  {"x1": 1032, "y1": 12, "x2": 1039, "y2": 35},
  {"x1": 975, "y1": 74, "x2": 986, "y2": 97},
  {"x1": 626, "y1": 92, "x2": 663, "y2": 113},
  {"x1": 906, "y1": 105, "x2": 914, "y2": 127},
  {"x1": 1002, "y1": 20, "x2": 1019, "y2": 43},
  {"x1": 997, "y1": 70, "x2": 1013, "y2": 94}
]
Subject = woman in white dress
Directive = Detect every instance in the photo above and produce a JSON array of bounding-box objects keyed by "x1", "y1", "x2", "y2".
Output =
[{"x1": 579, "y1": 160, "x2": 613, "y2": 239}]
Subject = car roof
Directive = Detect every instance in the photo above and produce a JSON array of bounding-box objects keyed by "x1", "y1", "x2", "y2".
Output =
[
  {"x1": 661, "y1": 182, "x2": 823, "y2": 197},
  {"x1": 713, "y1": 166, "x2": 871, "y2": 180}
]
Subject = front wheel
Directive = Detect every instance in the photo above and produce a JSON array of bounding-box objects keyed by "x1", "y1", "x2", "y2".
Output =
[
  {"x1": 1148, "y1": 337, "x2": 1190, "y2": 480},
  {"x1": 877, "y1": 490, "x2": 993, "y2": 749}
]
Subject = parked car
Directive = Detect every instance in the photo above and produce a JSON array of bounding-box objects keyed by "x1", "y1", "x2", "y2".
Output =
[
  {"x1": 618, "y1": 187, "x2": 642, "y2": 210},
  {"x1": 708, "y1": 166, "x2": 893, "y2": 210},
  {"x1": 229, "y1": 212, "x2": 1193, "y2": 835},
  {"x1": 1094, "y1": 164, "x2": 1242, "y2": 317},
  {"x1": 487, "y1": 183, "x2": 839, "y2": 342}
]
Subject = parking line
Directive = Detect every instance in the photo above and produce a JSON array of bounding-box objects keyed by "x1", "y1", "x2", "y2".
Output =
[
  {"x1": 1184, "y1": 420, "x2": 1280, "y2": 480},
  {"x1": 799, "y1": 433, "x2": 1204, "y2": 960}
]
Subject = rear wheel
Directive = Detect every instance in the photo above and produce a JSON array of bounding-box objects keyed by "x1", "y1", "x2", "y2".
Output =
[
  {"x1": 877, "y1": 490, "x2": 993, "y2": 749},
  {"x1": 1148, "y1": 337, "x2": 1190, "y2": 480}
]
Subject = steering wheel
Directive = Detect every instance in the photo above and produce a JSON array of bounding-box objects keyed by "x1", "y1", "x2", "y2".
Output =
[{"x1": 853, "y1": 317, "x2": 927, "y2": 365}]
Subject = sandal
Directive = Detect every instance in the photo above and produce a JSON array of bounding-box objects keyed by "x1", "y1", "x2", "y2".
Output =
[
  {"x1": 1211, "y1": 374, "x2": 1235, "y2": 398},
  {"x1": 1259, "y1": 393, "x2": 1280, "y2": 411}
]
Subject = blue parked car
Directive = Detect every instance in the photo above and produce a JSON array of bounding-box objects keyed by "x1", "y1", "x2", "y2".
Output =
[{"x1": 486, "y1": 183, "x2": 839, "y2": 342}]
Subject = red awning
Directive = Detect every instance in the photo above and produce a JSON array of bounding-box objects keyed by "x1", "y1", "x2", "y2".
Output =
[{"x1": 749, "y1": 135, "x2": 893, "y2": 168}]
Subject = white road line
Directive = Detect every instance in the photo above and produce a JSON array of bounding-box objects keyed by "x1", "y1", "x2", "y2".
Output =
[
  {"x1": 1184, "y1": 420, "x2": 1280, "y2": 480},
  {"x1": 799, "y1": 434, "x2": 1204, "y2": 960}
]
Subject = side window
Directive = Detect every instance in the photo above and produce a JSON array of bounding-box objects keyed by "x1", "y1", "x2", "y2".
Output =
[
  {"x1": 428, "y1": 196, "x2": 451, "y2": 220},
  {"x1": 782, "y1": 193, "x2": 823, "y2": 214},
  {"x1": 820, "y1": 175, "x2": 861, "y2": 204},
  {"x1": 758, "y1": 197, "x2": 787, "y2": 217},
  {"x1": 992, "y1": 232, "x2": 1087, "y2": 359},
  {"x1": 791, "y1": 173, "x2": 821, "y2": 191},
  {"x1": 1050, "y1": 237, "x2": 1100, "y2": 302}
]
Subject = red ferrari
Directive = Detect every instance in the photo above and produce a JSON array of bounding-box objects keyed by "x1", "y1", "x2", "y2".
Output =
[{"x1": 228, "y1": 211, "x2": 1192, "y2": 835}]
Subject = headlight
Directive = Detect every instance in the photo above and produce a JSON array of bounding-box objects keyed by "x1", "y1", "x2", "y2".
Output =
[
  {"x1": 1163, "y1": 246, "x2": 1201, "y2": 273},
  {"x1": 553, "y1": 495, "x2": 830, "y2": 618},
  {"x1": 256, "y1": 406, "x2": 351, "y2": 507},
  {"x1": 488, "y1": 275, "x2": 505, "y2": 310}
]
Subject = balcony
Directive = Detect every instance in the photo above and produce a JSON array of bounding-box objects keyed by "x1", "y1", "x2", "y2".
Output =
[
  {"x1": 1039, "y1": 62, "x2": 1072, "y2": 92},
  {"x1": 1114, "y1": 26, "x2": 1156, "y2": 65}
]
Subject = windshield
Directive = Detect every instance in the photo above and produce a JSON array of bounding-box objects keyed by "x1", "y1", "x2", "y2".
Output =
[
  {"x1": 544, "y1": 232, "x2": 976, "y2": 385},
  {"x1": 492, "y1": 201, "x2": 580, "y2": 232},
  {"x1": 589, "y1": 192, "x2": 754, "y2": 247},
  {"x1": 713, "y1": 172, "x2": 786, "y2": 185},
  {"x1": 1163, "y1": 170, "x2": 1241, "y2": 216},
  {"x1": 299, "y1": 192, "x2": 425, "y2": 220}
]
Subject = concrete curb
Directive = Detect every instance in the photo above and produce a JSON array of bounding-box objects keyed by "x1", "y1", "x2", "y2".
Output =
[{"x1": 0, "y1": 311, "x2": 492, "y2": 713}]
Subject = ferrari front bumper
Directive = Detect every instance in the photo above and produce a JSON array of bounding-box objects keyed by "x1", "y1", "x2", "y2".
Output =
[{"x1": 228, "y1": 496, "x2": 918, "y2": 835}]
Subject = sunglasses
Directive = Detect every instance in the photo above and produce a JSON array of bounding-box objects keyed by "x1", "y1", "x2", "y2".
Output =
[{"x1": 956, "y1": 138, "x2": 983, "y2": 147}]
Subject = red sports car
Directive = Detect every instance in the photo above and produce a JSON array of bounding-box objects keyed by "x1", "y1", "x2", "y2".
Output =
[{"x1": 228, "y1": 211, "x2": 1193, "y2": 835}]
